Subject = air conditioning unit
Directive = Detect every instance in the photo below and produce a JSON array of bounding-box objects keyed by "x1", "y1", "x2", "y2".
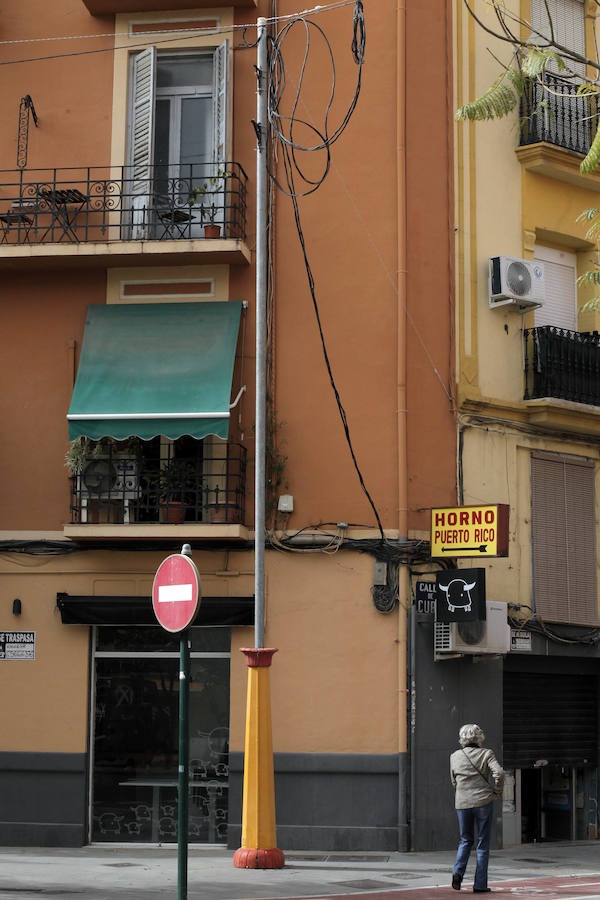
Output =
[
  {"x1": 79, "y1": 456, "x2": 138, "y2": 499},
  {"x1": 489, "y1": 255, "x2": 545, "y2": 311},
  {"x1": 434, "y1": 601, "x2": 510, "y2": 658}
]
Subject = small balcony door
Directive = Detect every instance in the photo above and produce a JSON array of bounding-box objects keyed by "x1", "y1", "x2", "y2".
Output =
[{"x1": 128, "y1": 43, "x2": 228, "y2": 239}]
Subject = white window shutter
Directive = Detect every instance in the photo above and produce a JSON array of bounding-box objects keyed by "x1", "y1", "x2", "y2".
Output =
[
  {"x1": 530, "y1": 0, "x2": 586, "y2": 76},
  {"x1": 130, "y1": 46, "x2": 156, "y2": 239},
  {"x1": 211, "y1": 40, "x2": 229, "y2": 235},
  {"x1": 534, "y1": 245, "x2": 578, "y2": 331},
  {"x1": 212, "y1": 40, "x2": 228, "y2": 166}
]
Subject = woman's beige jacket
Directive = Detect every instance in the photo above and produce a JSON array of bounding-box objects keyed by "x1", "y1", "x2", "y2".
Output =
[{"x1": 450, "y1": 746, "x2": 505, "y2": 809}]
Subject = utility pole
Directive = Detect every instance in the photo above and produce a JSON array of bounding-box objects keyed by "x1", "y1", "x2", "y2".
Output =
[
  {"x1": 254, "y1": 13, "x2": 268, "y2": 652},
  {"x1": 233, "y1": 15, "x2": 284, "y2": 869}
]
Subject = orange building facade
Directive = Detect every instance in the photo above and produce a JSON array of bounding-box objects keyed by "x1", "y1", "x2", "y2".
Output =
[{"x1": 0, "y1": 0, "x2": 455, "y2": 850}]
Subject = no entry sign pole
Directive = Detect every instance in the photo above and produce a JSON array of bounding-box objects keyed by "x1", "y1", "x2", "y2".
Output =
[
  {"x1": 152, "y1": 544, "x2": 201, "y2": 900},
  {"x1": 178, "y1": 628, "x2": 190, "y2": 900}
]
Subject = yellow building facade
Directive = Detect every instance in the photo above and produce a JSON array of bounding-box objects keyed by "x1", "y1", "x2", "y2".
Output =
[{"x1": 448, "y1": 0, "x2": 600, "y2": 847}]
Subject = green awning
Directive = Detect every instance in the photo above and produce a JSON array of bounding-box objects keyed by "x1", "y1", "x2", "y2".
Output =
[{"x1": 67, "y1": 302, "x2": 243, "y2": 441}]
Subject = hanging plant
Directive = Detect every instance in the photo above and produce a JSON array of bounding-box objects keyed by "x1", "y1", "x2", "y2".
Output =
[{"x1": 64, "y1": 436, "x2": 143, "y2": 475}]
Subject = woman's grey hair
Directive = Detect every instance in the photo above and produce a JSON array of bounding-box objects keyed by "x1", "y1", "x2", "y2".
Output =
[{"x1": 459, "y1": 724, "x2": 485, "y2": 747}]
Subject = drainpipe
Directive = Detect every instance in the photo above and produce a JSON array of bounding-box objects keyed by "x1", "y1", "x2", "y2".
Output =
[{"x1": 396, "y1": 0, "x2": 410, "y2": 853}]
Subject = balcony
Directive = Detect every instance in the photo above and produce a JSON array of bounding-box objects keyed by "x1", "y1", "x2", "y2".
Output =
[
  {"x1": 64, "y1": 439, "x2": 248, "y2": 542},
  {"x1": 524, "y1": 326, "x2": 600, "y2": 405},
  {"x1": 516, "y1": 74, "x2": 600, "y2": 190},
  {"x1": 82, "y1": 0, "x2": 256, "y2": 11},
  {"x1": 0, "y1": 163, "x2": 250, "y2": 269},
  {"x1": 520, "y1": 73, "x2": 598, "y2": 155}
]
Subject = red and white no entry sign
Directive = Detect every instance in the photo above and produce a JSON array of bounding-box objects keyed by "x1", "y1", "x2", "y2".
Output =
[{"x1": 152, "y1": 553, "x2": 201, "y2": 632}]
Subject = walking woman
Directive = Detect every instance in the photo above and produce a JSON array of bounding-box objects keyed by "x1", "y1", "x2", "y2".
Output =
[{"x1": 450, "y1": 724, "x2": 504, "y2": 893}]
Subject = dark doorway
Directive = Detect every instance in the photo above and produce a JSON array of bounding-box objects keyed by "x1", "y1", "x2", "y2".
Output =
[{"x1": 521, "y1": 768, "x2": 541, "y2": 842}]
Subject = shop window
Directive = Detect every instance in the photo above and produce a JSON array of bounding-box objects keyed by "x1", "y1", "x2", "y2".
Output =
[
  {"x1": 92, "y1": 626, "x2": 230, "y2": 843},
  {"x1": 531, "y1": 451, "x2": 598, "y2": 625}
]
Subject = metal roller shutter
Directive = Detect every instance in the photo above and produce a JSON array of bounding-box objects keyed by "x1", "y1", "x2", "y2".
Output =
[
  {"x1": 531, "y1": 452, "x2": 598, "y2": 626},
  {"x1": 504, "y1": 671, "x2": 597, "y2": 768}
]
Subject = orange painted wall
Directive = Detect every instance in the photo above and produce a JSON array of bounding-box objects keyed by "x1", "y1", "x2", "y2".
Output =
[
  {"x1": 406, "y1": 0, "x2": 457, "y2": 531},
  {"x1": 0, "y1": 1, "x2": 455, "y2": 535},
  {"x1": 0, "y1": 2, "x2": 114, "y2": 171},
  {"x1": 0, "y1": 270, "x2": 106, "y2": 530},
  {"x1": 261, "y1": 1, "x2": 401, "y2": 531}
]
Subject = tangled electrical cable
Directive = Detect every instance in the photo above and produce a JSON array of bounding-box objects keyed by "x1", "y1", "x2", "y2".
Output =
[
  {"x1": 508, "y1": 608, "x2": 600, "y2": 646},
  {"x1": 268, "y1": 0, "x2": 365, "y2": 197},
  {"x1": 264, "y1": 2, "x2": 384, "y2": 541}
]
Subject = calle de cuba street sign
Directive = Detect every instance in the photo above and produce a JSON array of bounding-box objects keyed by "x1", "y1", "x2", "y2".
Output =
[
  {"x1": 152, "y1": 553, "x2": 201, "y2": 632},
  {"x1": 431, "y1": 504, "x2": 509, "y2": 559}
]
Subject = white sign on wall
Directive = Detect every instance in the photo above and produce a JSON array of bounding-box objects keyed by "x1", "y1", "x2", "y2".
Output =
[
  {"x1": 0, "y1": 631, "x2": 35, "y2": 660},
  {"x1": 510, "y1": 629, "x2": 531, "y2": 652}
]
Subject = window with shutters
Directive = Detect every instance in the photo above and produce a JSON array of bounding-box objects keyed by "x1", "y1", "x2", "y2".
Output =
[
  {"x1": 531, "y1": 452, "x2": 598, "y2": 625},
  {"x1": 533, "y1": 244, "x2": 578, "y2": 331},
  {"x1": 128, "y1": 43, "x2": 228, "y2": 239},
  {"x1": 530, "y1": 0, "x2": 586, "y2": 76}
]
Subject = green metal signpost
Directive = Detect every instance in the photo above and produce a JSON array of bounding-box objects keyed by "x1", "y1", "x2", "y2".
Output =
[{"x1": 152, "y1": 545, "x2": 201, "y2": 900}]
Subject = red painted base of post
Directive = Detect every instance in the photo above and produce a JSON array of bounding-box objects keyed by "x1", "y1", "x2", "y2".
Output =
[{"x1": 233, "y1": 847, "x2": 286, "y2": 869}]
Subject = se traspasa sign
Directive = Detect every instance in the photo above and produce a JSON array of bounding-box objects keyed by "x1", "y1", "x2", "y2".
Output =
[
  {"x1": 0, "y1": 631, "x2": 35, "y2": 660},
  {"x1": 431, "y1": 505, "x2": 509, "y2": 558}
]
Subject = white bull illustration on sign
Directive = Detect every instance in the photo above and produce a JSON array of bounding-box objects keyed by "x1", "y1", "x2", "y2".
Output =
[{"x1": 438, "y1": 577, "x2": 477, "y2": 612}]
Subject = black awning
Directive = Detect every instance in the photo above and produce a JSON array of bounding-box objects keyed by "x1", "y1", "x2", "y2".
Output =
[{"x1": 56, "y1": 593, "x2": 254, "y2": 627}]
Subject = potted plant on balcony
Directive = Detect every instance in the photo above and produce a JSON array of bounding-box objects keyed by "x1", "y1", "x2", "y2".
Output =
[
  {"x1": 208, "y1": 498, "x2": 242, "y2": 524},
  {"x1": 159, "y1": 460, "x2": 190, "y2": 524},
  {"x1": 200, "y1": 202, "x2": 221, "y2": 238},
  {"x1": 189, "y1": 169, "x2": 229, "y2": 238}
]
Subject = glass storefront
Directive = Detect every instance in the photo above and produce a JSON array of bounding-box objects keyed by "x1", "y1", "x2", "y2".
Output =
[{"x1": 91, "y1": 626, "x2": 230, "y2": 843}]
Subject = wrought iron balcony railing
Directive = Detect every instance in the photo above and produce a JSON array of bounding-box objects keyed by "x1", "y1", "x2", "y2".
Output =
[
  {"x1": 0, "y1": 163, "x2": 247, "y2": 246},
  {"x1": 69, "y1": 441, "x2": 246, "y2": 525},
  {"x1": 519, "y1": 73, "x2": 599, "y2": 156},
  {"x1": 524, "y1": 326, "x2": 600, "y2": 405}
]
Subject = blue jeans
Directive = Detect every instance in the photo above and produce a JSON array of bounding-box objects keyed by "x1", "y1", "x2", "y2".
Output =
[{"x1": 453, "y1": 802, "x2": 494, "y2": 890}]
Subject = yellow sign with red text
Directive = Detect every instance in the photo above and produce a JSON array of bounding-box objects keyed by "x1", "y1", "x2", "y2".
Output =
[{"x1": 431, "y1": 505, "x2": 509, "y2": 558}]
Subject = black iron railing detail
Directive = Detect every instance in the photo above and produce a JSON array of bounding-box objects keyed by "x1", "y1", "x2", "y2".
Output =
[
  {"x1": 0, "y1": 162, "x2": 247, "y2": 246},
  {"x1": 69, "y1": 442, "x2": 246, "y2": 525},
  {"x1": 519, "y1": 73, "x2": 598, "y2": 156},
  {"x1": 524, "y1": 326, "x2": 600, "y2": 405}
]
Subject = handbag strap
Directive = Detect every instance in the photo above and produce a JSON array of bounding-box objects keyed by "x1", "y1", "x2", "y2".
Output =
[{"x1": 461, "y1": 747, "x2": 493, "y2": 790}]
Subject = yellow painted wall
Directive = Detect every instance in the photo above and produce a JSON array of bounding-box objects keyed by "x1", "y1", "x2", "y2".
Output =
[
  {"x1": 455, "y1": 0, "x2": 523, "y2": 399},
  {"x1": 456, "y1": 0, "x2": 600, "y2": 405},
  {"x1": 460, "y1": 424, "x2": 600, "y2": 622},
  {"x1": 241, "y1": 551, "x2": 401, "y2": 755},
  {"x1": 455, "y1": 0, "x2": 600, "y2": 618},
  {"x1": 0, "y1": 548, "x2": 402, "y2": 758}
]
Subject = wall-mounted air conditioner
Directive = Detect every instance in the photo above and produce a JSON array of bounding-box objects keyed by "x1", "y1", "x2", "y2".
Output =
[
  {"x1": 434, "y1": 601, "x2": 510, "y2": 659},
  {"x1": 79, "y1": 456, "x2": 138, "y2": 500},
  {"x1": 488, "y1": 256, "x2": 545, "y2": 311}
]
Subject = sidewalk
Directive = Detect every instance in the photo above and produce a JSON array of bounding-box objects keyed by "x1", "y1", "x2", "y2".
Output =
[{"x1": 0, "y1": 840, "x2": 599, "y2": 900}]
